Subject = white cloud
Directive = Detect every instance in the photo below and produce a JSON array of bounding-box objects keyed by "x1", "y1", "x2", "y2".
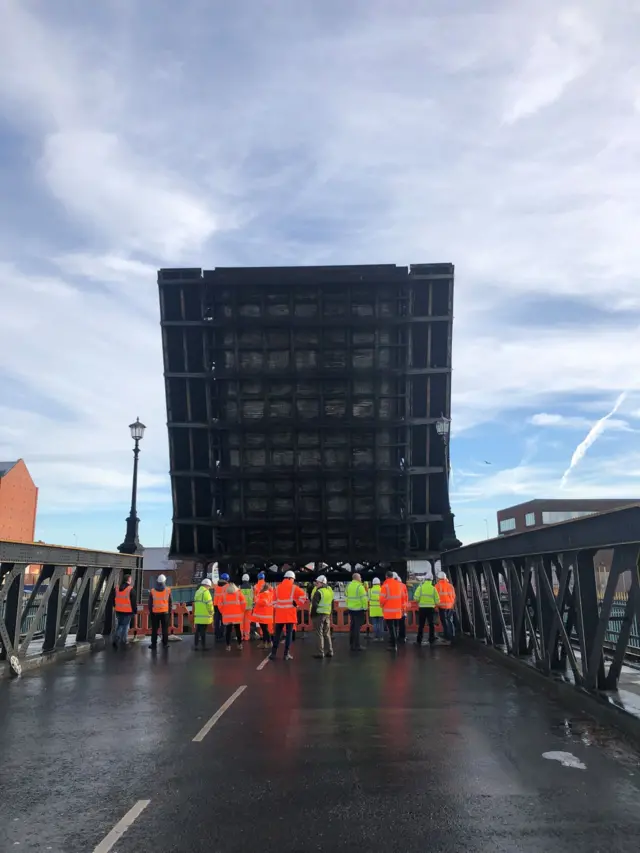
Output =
[
  {"x1": 503, "y1": 8, "x2": 601, "y2": 124},
  {"x1": 530, "y1": 413, "x2": 632, "y2": 431},
  {"x1": 1, "y1": 0, "x2": 640, "y2": 547}
]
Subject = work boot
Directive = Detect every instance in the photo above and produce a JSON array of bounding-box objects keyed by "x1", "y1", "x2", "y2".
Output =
[
  {"x1": 268, "y1": 653, "x2": 276, "y2": 660},
  {"x1": 285, "y1": 652, "x2": 293, "y2": 661},
  {"x1": 238, "y1": 643, "x2": 244, "y2": 650},
  {"x1": 226, "y1": 645, "x2": 231, "y2": 651},
  {"x1": 313, "y1": 653, "x2": 325, "y2": 659},
  {"x1": 325, "y1": 651, "x2": 334, "y2": 658}
]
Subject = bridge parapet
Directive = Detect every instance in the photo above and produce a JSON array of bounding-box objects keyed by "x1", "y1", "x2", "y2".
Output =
[
  {"x1": 442, "y1": 504, "x2": 640, "y2": 692},
  {"x1": 0, "y1": 540, "x2": 140, "y2": 674}
]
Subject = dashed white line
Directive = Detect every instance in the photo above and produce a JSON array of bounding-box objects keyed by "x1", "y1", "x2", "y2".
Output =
[
  {"x1": 256, "y1": 656, "x2": 271, "y2": 671},
  {"x1": 192, "y1": 685, "x2": 247, "y2": 742},
  {"x1": 92, "y1": 800, "x2": 150, "y2": 853}
]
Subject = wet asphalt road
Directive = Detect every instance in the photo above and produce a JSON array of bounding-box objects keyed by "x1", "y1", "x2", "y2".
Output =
[{"x1": 2, "y1": 637, "x2": 640, "y2": 852}]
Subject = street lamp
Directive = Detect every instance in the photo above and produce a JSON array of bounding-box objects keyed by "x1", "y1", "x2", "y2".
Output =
[
  {"x1": 435, "y1": 414, "x2": 462, "y2": 552},
  {"x1": 118, "y1": 417, "x2": 146, "y2": 555}
]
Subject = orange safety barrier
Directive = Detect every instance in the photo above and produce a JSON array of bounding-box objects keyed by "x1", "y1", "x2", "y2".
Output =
[{"x1": 131, "y1": 604, "x2": 189, "y2": 636}]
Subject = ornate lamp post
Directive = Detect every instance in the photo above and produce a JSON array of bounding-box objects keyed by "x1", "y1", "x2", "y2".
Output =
[
  {"x1": 118, "y1": 418, "x2": 146, "y2": 555},
  {"x1": 435, "y1": 414, "x2": 462, "y2": 552}
]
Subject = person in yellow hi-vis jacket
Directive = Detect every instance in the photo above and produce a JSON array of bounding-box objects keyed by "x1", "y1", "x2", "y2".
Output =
[
  {"x1": 368, "y1": 577, "x2": 384, "y2": 641},
  {"x1": 413, "y1": 573, "x2": 440, "y2": 645},
  {"x1": 193, "y1": 577, "x2": 214, "y2": 650}
]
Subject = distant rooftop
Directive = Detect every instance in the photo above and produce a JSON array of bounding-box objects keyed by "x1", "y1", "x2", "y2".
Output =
[{"x1": 0, "y1": 461, "x2": 17, "y2": 478}]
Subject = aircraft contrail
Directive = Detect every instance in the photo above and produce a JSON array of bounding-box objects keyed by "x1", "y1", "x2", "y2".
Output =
[{"x1": 560, "y1": 392, "x2": 627, "y2": 487}]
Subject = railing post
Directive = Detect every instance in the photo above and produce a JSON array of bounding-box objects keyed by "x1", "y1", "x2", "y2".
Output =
[
  {"x1": 76, "y1": 568, "x2": 93, "y2": 642},
  {"x1": 3, "y1": 567, "x2": 24, "y2": 660},
  {"x1": 577, "y1": 549, "x2": 606, "y2": 690},
  {"x1": 43, "y1": 574, "x2": 62, "y2": 653}
]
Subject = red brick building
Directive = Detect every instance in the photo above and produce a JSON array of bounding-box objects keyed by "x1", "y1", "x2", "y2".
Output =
[{"x1": 0, "y1": 460, "x2": 38, "y2": 542}]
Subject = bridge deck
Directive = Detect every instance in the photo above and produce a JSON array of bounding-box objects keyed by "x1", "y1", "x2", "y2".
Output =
[{"x1": 1, "y1": 639, "x2": 640, "y2": 852}]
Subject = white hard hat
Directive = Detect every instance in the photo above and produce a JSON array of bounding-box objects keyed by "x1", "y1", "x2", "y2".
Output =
[
  {"x1": 437, "y1": 571, "x2": 447, "y2": 580},
  {"x1": 284, "y1": 570, "x2": 295, "y2": 579},
  {"x1": 157, "y1": 574, "x2": 167, "y2": 584},
  {"x1": 392, "y1": 572, "x2": 400, "y2": 581},
  {"x1": 372, "y1": 577, "x2": 380, "y2": 585},
  {"x1": 242, "y1": 573, "x2": 250, "y2": 582},
  {"x1": 202, "y1": 577, "x2": 212, "y2": 587},
  {"x1": 425, "y1": 572, "x2": 433, "y2": 580},
  {"x1": 316, "y1": 574, "x2": 327, "y2": 584}
]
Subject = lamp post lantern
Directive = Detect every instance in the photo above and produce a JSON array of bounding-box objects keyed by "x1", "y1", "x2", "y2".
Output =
[
  {"x1": 118, "y1": 417, "x2": 146, "y2": 555},
  {"x1": 435, "y1": 414, "x2": 462, "y2": 552}
]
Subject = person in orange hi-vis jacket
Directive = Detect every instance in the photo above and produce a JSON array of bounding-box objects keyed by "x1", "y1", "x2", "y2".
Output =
[
  {"x1": 252, "y1": 583, "x2": 275, "y2": 648},
  {"x1": 269, "y1": 570, "x2": 306, "y2": 661},
  {"x1": 380, "y1": 570, "x2": 404, "y2": 651},
  {"x1": 435, "y1": 570, "x2": 457, "y2": 642},
  {"x1": 221, "y1": 582, "x2": 246, "y2": 651}
]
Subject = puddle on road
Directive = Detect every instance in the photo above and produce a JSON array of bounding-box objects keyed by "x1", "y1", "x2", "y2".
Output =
[
  {"x1": 549, "y1": 716, "x2": 640, "y2": 768},
  {"x1": 543, "y1": 751, "x2": 587, "y2": 769}
]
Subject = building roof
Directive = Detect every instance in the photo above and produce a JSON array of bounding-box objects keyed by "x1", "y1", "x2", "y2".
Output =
[
  {"x1": 497, "y1": 497, "x2": 639, "y2": 515},
  {"x1": 0, "y1": 461, "x2": 18, "y2": 478}
]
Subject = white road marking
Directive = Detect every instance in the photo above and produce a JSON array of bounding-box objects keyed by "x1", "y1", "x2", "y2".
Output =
[
  {"x1": 542, "y1": 751, "x2": 586, "y2": 770},
  {"x1": 256, "y1": 656, "x2": 271, "y2": 671},
  {"x1": 92, "y1": 800, "x2": 150, "y2": 853},
  {"x1": 192, "y1": 685, "x2": 247, "y2": 742}
]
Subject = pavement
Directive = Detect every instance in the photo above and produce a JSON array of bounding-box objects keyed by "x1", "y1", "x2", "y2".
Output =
[{"x1": 2, "y1": 636, "x2": 640, "y2": 852}]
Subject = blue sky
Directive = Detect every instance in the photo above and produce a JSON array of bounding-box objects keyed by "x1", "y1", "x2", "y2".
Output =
[{"x1": 2, "y1": 0, "x2": 640, "y2": 550}]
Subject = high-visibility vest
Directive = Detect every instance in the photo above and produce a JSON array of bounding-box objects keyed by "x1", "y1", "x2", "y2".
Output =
[
  {"x1": 253, "y1": 579, "x2": 265, "y2": 599},
  {"x1": 150, "y1": 587, "x2": 171, "y2": 613},
  {"x1": 436, "y1": 579, "x2": 456, "y2": 609},
  {"x1": 252, "y1": 588, "x2": 274, "y2": 624},
  {"x1": 414, "y1": 581, "x2": 440, "y2": 608},
  {"x1": 193, "y1": 586, "x2": 214, "y2": 624},
  {"x1": 315, "y1": 587, "x2": 334, "y2": 615},
  {"x1": 368, "y1": 586, "x2": 383, "y2": 618},
  {"x1": 345, "y1": 581, "x2": 367, "y2": 611},
  {"x1": 240, "y1": 585, "x2": 254, "y2": 610},
  {"x1": 380, "y1": 579, "x2": 403, "y2": 619},
  {"x1": 273, "y1": 580, "x2": 306, "y2": 624},
  {"x1": 213, "y1": 583, "x2": 227, "y2": 608},
  {"x1": 401, "y1": 583, "x2": 409, "y2": 614},
  {"x1": 221, "y1": 589, "x2": 245, "y2": 624},
  {"x1": 114, "y1": 584, "x2": 133, "y2": 613}
]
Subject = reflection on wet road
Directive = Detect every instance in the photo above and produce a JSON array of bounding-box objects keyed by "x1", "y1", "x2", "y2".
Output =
[{"x1": 1, "y1": 638, "x2": 640, "y2": 852}]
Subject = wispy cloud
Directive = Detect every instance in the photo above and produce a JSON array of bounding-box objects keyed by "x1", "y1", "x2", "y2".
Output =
[{"x1": 560, "y1": 392, "x2": 628, "y2": 487}]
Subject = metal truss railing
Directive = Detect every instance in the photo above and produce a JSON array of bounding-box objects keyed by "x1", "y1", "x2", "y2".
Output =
[
  {"x1": 0, "y1": 541, "x2": 140, "y2": 674},
  {"x1": 442, "y1": 505, "x2": 640, "y2": 692}
]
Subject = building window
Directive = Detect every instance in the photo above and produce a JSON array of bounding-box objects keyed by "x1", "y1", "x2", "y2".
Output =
[
  {"x1": 525, "y1": 512, "x2": 536, "y2": 527},
  {"x1": 499, "y1": 517, "x2": 516, "y2": 533},
  {"x1": 542, "y1": 510, "x2": 596, "y2": 525}
]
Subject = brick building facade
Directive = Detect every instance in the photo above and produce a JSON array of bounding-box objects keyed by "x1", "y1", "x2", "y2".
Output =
[{"x1": 0, "y1": 460, "x2": 38, "y2": 542}]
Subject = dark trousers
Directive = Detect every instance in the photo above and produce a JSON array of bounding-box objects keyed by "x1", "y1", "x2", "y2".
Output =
[
  {"x1": 214, "y1": 607, "x2": 224, "y2": 640},
  {"x1": 271, "y1": 623, "x2": 294, "y2": 655},
  {"x1": 225, "y1": 624, "x2": 242, "y2": 645},
  {"x1": 260, "y1": 624, "x2": 271, "y2": 643},
  {"x1": 150, "y1": 612, "x2": 169, "y2": 648},
  {"x1": 386, "y1": 619, "x2": 401, "y2": 647},
  {"x1": 194, "y1": 624, "x2": 209, "y2": 648},
  {"x1": 398, "y1": 615, "x2": 407, "y2": 642},
  {"x1": 440, "y1": 609, "x2": 455, "y2": 641},
  {"x1": 348, "y1": 610, "x2": 366, "y2": 649},
  {"x1": 417, "y1": 608, "x2": 436, "y2": 644}
]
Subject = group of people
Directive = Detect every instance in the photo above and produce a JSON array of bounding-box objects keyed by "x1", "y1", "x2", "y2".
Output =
[
  {"x1": 190, "y1": 568, "x2": 457, "y2": 660},
  {"x1": 111, "y1": 572, "x2": 173, "y2": 650}
]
